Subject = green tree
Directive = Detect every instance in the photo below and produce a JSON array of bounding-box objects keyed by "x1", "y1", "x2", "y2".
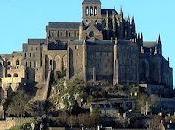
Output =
[
  {"x1": 6, "y1": 90, "x2": 31, "y2": 117},
  {"x1": 25, "y1": 100, "x2": 45, "y2": 117}
]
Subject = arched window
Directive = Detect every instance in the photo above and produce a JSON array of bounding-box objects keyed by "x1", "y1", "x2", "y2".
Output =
[
  {"x1": 16, "y1": 60, "x2": 20, "y2": 66},
  {"x1": 30, "y1": 62, "x2": 32, "y2": 68},
  {"x1": 7, "y1": 61, "x2": 11, "y2": 66},
  {"x1": 7, "y1": 74, "x2": 11, "y2": 77},
  {"x1": 90, "y1": 7, "x2": 93, "y2": 16},
  {"x1": 94, "y1": 7, "x2": 97, "y2": 15},
  {"x1": 50, "y1": 60, "x2": 53, "y2": 66},
  {"x1": 14, "y1": 73, "x2": 18, "y2": 77},
  {"x1": 66, "y1": 30, "x2": 68, "y2": 37},
  {"x1": 86, "y1": 7, "x2": 89, "y2": 15}
]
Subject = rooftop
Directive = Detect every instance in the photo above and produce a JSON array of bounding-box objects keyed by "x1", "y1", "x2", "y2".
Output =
[
  {"x1": 47, "y1": 22, "x2": 80, "y2": 30},
  {"x1": 28, "y1": 39, "x2": 46, "y2": 45},
  {"x1": 143, "y1": 41, "x2": 158, "y2": 48},
  {"x1": 83, "y1": 0, "x2": 101, "y2": 4}
]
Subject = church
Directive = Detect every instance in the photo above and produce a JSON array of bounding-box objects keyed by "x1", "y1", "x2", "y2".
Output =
[{"x1": 0, "y1": 0, "x2": 173, "y2": 97}]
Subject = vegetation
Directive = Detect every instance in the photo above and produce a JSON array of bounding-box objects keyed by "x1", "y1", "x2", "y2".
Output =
[
  {"x1": 49, "y1": 77, "x2": 86, "y2": 111},
  {"x1": 6, "y1": 90, "x2": 31, "y2": 117}
]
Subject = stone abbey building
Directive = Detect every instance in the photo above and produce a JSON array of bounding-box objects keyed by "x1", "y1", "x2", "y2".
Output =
[{"x1": 0, "y1": 0, "x2": 173, "y2": 96}]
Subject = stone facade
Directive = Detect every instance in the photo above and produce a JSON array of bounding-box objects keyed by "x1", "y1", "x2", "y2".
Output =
[{"x1": 0, "y1": 0, "x2": 173, "y2": 95}]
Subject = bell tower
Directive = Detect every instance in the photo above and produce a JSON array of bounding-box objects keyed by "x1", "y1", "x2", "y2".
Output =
[{"x1": 82, "y1": 0, "x2": 102, "y2": 24}]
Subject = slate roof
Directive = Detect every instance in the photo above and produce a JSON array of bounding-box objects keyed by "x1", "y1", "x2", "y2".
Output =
[
  {"x1": 83, "y1": 0, "x2": 101, "y2": 4},
  {"x1": 47, "y1": 22, "x2": 80, "y2": 30},
  {"x1": 101, "y1": 9, "x2": 117, "y2": 15},
  {"x1": 28, "y1": 39, "x2": 46, "y2": 45},
  {"x1": 86, "y1": 39, "x2": 113, "y2": 45},
  {"x1": 143, "y1": 41, "x2": 158, "y2": 48}
]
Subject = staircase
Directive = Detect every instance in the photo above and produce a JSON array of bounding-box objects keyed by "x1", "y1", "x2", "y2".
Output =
[{"x1": 34, "y1": 66, "x2": 51, "y2": 101}]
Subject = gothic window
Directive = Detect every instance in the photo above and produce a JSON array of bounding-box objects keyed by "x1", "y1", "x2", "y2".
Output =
[
  {"x1": 24, "y1": 53, "x2": 27, "y2": 58},
  {"x1": 26, "y1": 62, "x2": 28, "y2": 67},
  {"x1": 50, "y1": 60, "x2": 53, "y2": 66},
  {"x1": 90, "y1": 7, "x2": 93, "y2": 16},
  {"x1": 66, "y1": 31, "x2": 68, "y2": 37},
  {"x1": 57, "y1": 31, "x2": 59, "y2": 37},
  {"x1": 30, "y1": 62, "x2": 32, "y2": 68},
  {"x1": 86, "y1": 7, "x2": 89, "y2": 15},
  {"x1": 69, "y1": 32, "x2": 71, "y2": 37},
  {"x1": 16, "y1": 60, "x2": 19, "y2": 66},
  {"x1": 29, "y1": 53, "x2": 31, "y2": 57},
  {"x1": 94, "y1": 7, "x2": 97, "y2": 15}
]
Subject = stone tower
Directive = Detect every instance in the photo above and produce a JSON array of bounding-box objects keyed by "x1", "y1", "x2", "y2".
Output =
[{"x1": 82, "y1": 0, "x2": 102, "y2": 24}]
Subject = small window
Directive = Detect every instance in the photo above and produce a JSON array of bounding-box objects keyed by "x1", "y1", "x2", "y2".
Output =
[
  {"x1": 50, "y1": 60, "x2": 52, "y2": 65},
  {"x1": 66, "y1": 31, "x2": 68, "y2": 37},
  {"x1": 68, "y1": 32, "x2": 71, "y2": 37},
  {"x1": 7, "y1": 74, "x2": 11, "y2": 77},
  {"x1": 14, "y1": 73, "x2": 18, "y2": 77},
  {"x1": 57, "y1": 31, "x2": 59, "y2": 37},
  {"x1": 7, "y1": 61, "x2": 11, "y2": 66},
  {"x1": 29, "y1": 53, "x2": 31, "y2": 57},
  {"x1": 30, "y1": 62, "x2": 32, "y2": 68},
  {"x1": 86, "y1": 7, "x2": 89, "y2": 15},
  {"x1": 24, "y1": 53, "x2": 27, "y2": 58},
  {"x1": 34, "y1": 61, "x2": 36, "y2": 68},
  {"x1": 16, "y1": 60, "x2": 20, "y2": 66},
  {"x1": 36, "y1": 47, "x2": 38, "y2": 51},
  {"x1": 94, "y1": 7, "x2": 97, "y2": 15},
  {"x1": 26, "y1": 62, "x2": 28, "y2": 67},
  {"x1": 90, "y1": 7, "x2": 93, "y2": 16}
]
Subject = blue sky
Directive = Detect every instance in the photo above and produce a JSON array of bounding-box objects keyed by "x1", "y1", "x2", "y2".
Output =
[{"x1": 0, "y1": 0, "x2": 174, "y2": 86}]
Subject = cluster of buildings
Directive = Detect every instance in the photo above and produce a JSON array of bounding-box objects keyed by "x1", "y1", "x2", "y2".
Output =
[{"x1": 0, "y1": 0, "x2": 173, "y2": 99}]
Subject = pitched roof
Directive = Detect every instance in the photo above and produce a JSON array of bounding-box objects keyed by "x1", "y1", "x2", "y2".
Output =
[
  {"x1": 28, "y1": 39, "x2": 46, "y2": 45},
  {"x1": 47, "y1": 22, "x2": 80, "y2": 30},
  {"x1": 101, "y1": 9, "x2": 117, "y2": 15},
  {"x1": 143, "y1": 41, "x2": 158, "y2": 48},
  {"x1": 83, "y1": 0, "x2": 101, "y2": 4}
]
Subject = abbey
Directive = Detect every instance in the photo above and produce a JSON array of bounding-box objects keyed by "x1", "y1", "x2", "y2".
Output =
[{"x1": 0, "y1": 0, "x2": 173, "y2": 96}]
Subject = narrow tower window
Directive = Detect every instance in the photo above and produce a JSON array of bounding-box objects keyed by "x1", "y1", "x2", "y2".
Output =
[
  {"x1": 94, "y1": 7, "x2": 97, "y2": 15},
  {"x1": 86, "y1": 7, "x2": 89, "y2": 15},
  {"x1": 90, "y1": 7, "x2": 93, "y2": 16}
]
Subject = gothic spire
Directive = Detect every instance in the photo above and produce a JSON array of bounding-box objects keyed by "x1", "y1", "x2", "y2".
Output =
[
  {"x1": 120, "y1": 7, "x2": 123, "y2": 18},
  {"x1": 158, "y1": 34, "x2": 161, "y2": 44},
  {"x1": 141, "y1": 32, "x2": 143, "y2": 41}
]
